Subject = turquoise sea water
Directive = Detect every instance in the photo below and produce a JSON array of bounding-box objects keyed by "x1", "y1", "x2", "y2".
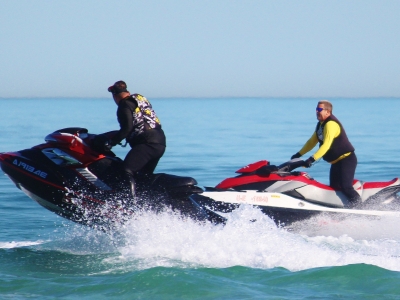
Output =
[{"x1": 1, "y1": 98, "x2": 400, "y2": 299}]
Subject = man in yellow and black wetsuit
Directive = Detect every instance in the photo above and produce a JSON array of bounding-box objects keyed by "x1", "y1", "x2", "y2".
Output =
[{"x1": 290, "y1": 100, "x2": 361, "y2": 206}]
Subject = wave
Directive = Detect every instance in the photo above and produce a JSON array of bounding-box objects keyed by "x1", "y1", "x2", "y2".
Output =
[
  {"x1": 6, "y1": 204, "x2": 400, "y2": 274},
  {"x1": 94, "y1": 205, "x2": 400, "y2": 273},
  {"x1": 0, "y1": 240, "x2": 47, "y2": 249}
]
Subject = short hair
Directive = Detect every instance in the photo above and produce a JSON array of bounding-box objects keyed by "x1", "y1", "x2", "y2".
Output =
[{"x1": 318, "y1": 100, "x2": 333, "y2": 112}]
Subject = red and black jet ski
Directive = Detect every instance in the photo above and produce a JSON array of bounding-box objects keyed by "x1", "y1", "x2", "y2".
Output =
[
  {"x1": 192, "y1": 159, "x2": 400, "y2": 225},
  {"x1": 0, "y1": 127, "x2": 225, "y2": 231}
]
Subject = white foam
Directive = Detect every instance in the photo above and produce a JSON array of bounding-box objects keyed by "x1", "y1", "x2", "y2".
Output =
[
  {"x1": 288, "y1": 213, "x2": 400, "y2": 240},
  {"x1": 100, "y1": 205, "x2": 400, "y2": 272},
  {"x1": 0, "y1": 240, "x2": 46, "y2": 249}
]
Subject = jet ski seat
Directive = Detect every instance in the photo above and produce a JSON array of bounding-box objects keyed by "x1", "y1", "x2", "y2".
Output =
[{"x1": 151, "y1": 173, "x2": 198, "y2": 187}]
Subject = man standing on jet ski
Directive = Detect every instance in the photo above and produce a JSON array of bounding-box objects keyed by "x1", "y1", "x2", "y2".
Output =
[
  {"x1": 290, "y1": 100, "x2": 361, "y2": 206},
  {"x1": 105, "y1": 80, "x2": 166, "y2": 178}
]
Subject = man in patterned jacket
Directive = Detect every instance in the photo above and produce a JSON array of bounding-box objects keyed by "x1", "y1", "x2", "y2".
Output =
[{"x1": 106, "y1": 80, "x2": 166, "y2": 178}]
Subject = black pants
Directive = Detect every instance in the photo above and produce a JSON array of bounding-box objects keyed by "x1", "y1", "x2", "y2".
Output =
[
  {"x1": 329, "y1": 152, "x2": 361, "y2": 204},
  {"x1": 123, "y1": 143, "x2": 166, "y2": 176}
]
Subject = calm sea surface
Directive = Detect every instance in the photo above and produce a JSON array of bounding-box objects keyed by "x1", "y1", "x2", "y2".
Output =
[{"x1": 1, "y1": 98, "x2": 400, "y2": 299}]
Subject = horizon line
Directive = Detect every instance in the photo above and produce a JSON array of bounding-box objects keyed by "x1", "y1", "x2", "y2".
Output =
[{"x1": 1, "y1": 96, "x2": 400, "y2": 100}]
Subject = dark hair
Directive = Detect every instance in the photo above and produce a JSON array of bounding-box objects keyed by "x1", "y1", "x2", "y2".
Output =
[{"x1": 108, "y1": 80, "x2": 128, "y2": 95}]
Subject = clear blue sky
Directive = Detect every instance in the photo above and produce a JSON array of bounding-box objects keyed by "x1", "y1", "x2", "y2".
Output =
[{"x1": 1, "y1": 0, "x2": 399, "y2": 98}]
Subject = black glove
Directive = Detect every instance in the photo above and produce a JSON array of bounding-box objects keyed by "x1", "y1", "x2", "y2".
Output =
[
  {"x1": 103, "y1": 139, "x2": 112, "y2": 152},
  {"x1": 92, "y1": 134, "x2": 113, "y2": 153},
  {"x1": 303, "y1": 156, "x2": 315, "y2": 168},
  {"x1": 291, "y1": 152, "x2": 301, "y2": 160}
]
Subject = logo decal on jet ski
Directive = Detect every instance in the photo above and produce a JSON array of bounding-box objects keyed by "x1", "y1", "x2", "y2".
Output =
[
  {"x1": 236, "y1": 194, "x2": 247, "y2": 202},
  {"x1": 235, "y1": 194, "x2": 269, "y2": 204},
  {"x1": 251, "y1": 195, "x2": 269, "y2": 203},
  {"x1": 13, "y1": 159, "x2": 47, "y2": 178}
]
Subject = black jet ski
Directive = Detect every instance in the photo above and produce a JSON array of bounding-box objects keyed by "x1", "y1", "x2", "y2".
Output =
[
  {"x1": 192, "y1": 159, "x2": 400, "y2": 225},
  {"x1": 0, "y1": 127, "x2": 225, "y2": 231}
]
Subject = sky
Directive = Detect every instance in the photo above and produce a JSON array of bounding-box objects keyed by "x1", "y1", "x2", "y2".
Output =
[{"x1": 1, "y1": 0, "x2": 400, "y2": 98}]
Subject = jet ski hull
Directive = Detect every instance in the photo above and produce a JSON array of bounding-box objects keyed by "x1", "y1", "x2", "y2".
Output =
[
  {"x1": 0, "y1": 128, "x2": 226, "y2": 230},
  {"x1": 195, "y1": 190, "x2": 400, "y2": 225},
  {"x1": 197, "y1": 159, "x2": 400, "y2": 225}
]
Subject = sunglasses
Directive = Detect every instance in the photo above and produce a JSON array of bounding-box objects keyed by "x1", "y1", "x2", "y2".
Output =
[{"x1": 316, "y1": 107, "x2": 325, "y2": 112}]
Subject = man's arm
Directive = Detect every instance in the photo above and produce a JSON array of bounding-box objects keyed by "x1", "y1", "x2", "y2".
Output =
[
  {"x1": 110, "y1": 101, "x2": 135, "y2": 145},
  {"x1": 298, "y1": 132, "x2": 319, "y2": 156}
]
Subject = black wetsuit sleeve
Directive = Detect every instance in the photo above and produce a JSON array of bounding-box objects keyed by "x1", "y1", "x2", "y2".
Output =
[{"x1": 110, "y1": 98, "x2": 138, "y2": 145}]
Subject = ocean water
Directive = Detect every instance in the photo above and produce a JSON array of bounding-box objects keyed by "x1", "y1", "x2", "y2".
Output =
[{"x1": 1, "y1": 97, "x2": 400, "y2": 299}]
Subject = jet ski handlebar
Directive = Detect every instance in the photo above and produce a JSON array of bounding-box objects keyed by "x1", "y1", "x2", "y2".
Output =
[{"x1": 277, "y1": 158, "x2": 306, "y2": 173}]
